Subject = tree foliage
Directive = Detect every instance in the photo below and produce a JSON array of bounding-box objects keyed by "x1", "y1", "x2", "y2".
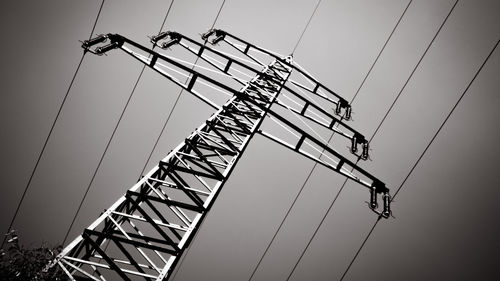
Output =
[{"x1": 0, "y1": 230, "x2": 68, "y2": 281}]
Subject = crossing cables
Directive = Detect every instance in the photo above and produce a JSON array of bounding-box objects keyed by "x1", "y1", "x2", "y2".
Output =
[
  {"x1": 339, "y1": 38, "x2": 499, "y2": 281},
  {"x1": 292, "y1": 0, "x2": 322, "y2": 55},
  {"x1": 62, "y1": 0, "x2": 176, "y2": 245},
  {"x1": 138, "y1": 0, "x2": 226, "y2": 179},
  {"x1": 285, "y1": 1, "x2": 460, "y2": 280},
  {"x1": 165, "y1": 3, "x2": 228, "y2": 280},
  {"x1": 1, "y1": 0, "x2": 106, "y2": 249},
  {"x1": 247, "y1": 1, "x2": 413, "y2": 280}
]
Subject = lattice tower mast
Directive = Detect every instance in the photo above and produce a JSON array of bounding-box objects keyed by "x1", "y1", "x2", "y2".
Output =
[{"x1": 50, "y1": 29, "x2": 390, "y2": 281}]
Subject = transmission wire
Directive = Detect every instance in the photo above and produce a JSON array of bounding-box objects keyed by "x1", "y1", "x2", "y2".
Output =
[
  {"x1": 292, "y1": 0, "x2": 322, "y2": 54},
  {"x1": 0, "y1": 0, "x2": 106, "y2": 249},
  {"x1": 88, "y1": 5, "x2": 179, "y2": 271},
  {"x1": 139, "y1": 1, "x2": 226, "y2": 280},
  {"x1": 92, "y1": 0, "x2": 177, "y2": 263},
  {"x1": 339, "y1": 39, "x2": 498, "y2": 281},
  {"x1": 285, "y1": 1, "x2": 459, "y2": 280},
  {"x1": 246, "y1": 1, "x2": 412, "y2": 280},
  {"x1": 138, "y1": 0, "x2": 225, "y2": 178},
  {"x1": 62, "y1": 0, "x2": 176, "y2": 245},
  {"x1": 350, "y1": 0, "x2": 412, "y2": 103}
]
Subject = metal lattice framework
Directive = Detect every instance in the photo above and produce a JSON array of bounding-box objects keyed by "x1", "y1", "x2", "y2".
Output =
[{"x1": 51, "y1": 29, "x2": 390, "y2": 281}]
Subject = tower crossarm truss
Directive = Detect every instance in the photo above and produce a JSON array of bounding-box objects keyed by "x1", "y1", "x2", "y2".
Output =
[
  {"x1": 200, "y1": 29, "x2": 352, "y2": 116},
  {"x1": 52, "y1": 31, "x2": 391, "y2": 280},
  {"x1": 147, "y1": 30, "x2": 390, "y2": 208},
  {"x1": 149, "y1": 31, "x2": 371, "y2": 158},
  {"x1": 54, "y1": 40, "x2": 292, "y2": 280},
  {"x1": 84, "y1": 31, "x2": 370, "y2": 158}
]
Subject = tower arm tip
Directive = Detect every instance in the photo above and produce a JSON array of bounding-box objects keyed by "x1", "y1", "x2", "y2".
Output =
[{"x1": 82, "y1": 33, "x2": 123, "y2": 55}]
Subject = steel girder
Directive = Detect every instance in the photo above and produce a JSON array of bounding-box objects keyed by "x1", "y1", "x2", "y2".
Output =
[
  {"x1": 51, "y1": 29, "x2": 391, "y2": 281},
  {"x1": 152, "y1": 31, "x2": 371, "y2": 156},
  {"x1": 53, "y1": 38, "x2": 292, "y2": 280}
]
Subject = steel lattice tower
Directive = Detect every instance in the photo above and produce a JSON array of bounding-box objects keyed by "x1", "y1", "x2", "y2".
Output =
[{"x1": 50, "y1": 29, "x2": 391, "y2": 281}]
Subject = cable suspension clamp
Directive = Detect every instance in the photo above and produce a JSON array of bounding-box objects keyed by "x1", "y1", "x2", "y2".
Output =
[
  {"x1": 361, "y1": 141, "x2": 370, "y2": 160},
  {"x1": 350, "y1": 133, "x2": 370, "y2": 160},
  {"x1": 81, "y1": 34, "x2": 107, "y2": 49},
  {"x1": 334, "y1": 99, "x2": 351, "y2": 120},
  {"x1": 81, "y1": 34, "x2": 123, "y2": 55},
  {"x1": 369, "y1": 186, "x2": 378, "y2": 209},
  {"x1": 368, "y1": 181, "x2": 392, "y2": 218},
  {"x1": 344, "y1": 103, "x2": 352, "y2": 120},
  {"x1": 151, "y1": 31, "x2": 181, "y2": 49},
  {"x1": 201, "y1": 29, "x2": 226, "y2": 44},
  {"x1": 382, "y1": 192, "x2": 391, "y2": 218},
  {"x1": 53, "y1": 29, "x2": 393, "y2": 281}
]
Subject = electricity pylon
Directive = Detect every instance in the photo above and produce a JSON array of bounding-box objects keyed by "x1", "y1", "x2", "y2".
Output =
[{"x1": 50, "y1": 29, "x2": 390, "y2": 281}]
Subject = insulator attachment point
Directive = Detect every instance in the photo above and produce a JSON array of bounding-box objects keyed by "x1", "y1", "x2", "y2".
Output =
[
  {"x1": 369, "y1": 187, "x2": 378, "y2": 209},
  {"x1": 201, "y1": 29, "x2": 214, "y2": 41},
  {"x1": 150, "y1": 31, "x2": 169, "y2": 44},
  {"x1": 95, "y1": 42, "x2": 121, "y2": 55},
  {"x1": 351, "y1": 136, "x2": 358, "y2": 154},
  {"x1": 335, "y1": 102, "x2": 342, "y2": 115},
  {"x1": 201, "y1": 29, "x2": 225, "y2": 44},
  {"x1": 382, "y1": 192, "x2": 392, "y2": 218},
  {"x1": 81, "y1": 34, "x2": 107, "y2": 50},
  {"x1": 361, "y1": 142, "x2": 369, "y2": 160},
  {"x1": 82, "y1": 34, "x2": 121, "y2": 55},
  {"x1": 151, "y1": 31, "x2": 180, "y2": 49},
  {"x1": 344, "y1": 105, "x2": 352, "y2": 120}
]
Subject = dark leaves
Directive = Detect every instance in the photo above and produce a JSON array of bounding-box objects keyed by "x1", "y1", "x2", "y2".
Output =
[{"x1": 0, "y1": 230, "x2": 68, "y2": 281}]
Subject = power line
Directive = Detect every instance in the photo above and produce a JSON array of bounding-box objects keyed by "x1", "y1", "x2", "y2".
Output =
[
  {"x1": 246, "y1": 2, "x2": 329, "y2": 278},
  {"x1": 350, "y1": 0, "x2": 412, "y2": 104},
  {"x1": 339, "y1": 39, "x2": 498, "y2": 281},
  {"x1": 247, "y1": 1, "x2": 412, "y2": 280},
  {"x1": 159, "y1": 0, "x2": 175, "y2": 33},
  {"x1": 62, "y1": 65, "x2": 146, "y2": 245},
  {"x1": 151, "y1": 2, "x2": 227, "y2": 280},
  {"x1": 339, "y1": 215, "x2": 380, "y2": 280},
  {"x1": 391, "y1": 42, "x2": 497, "y2": 202},
  {"x1": 169, "y1": 217, "x2": 207, "y2": 280},
  {"x1": 62, "y1": 0, "x2": 176, "y2": 245},
  {"x1": 211, "y1": 0, "x2": 226, "y2": 29},
  {"x1": 285, "y1": 1, "x2": 459, "y2": 279},
  {"x1": 1, "y1": 0, "x2": 106, "y2": 249},
  {"x1": 292, "y1": 0, "x2": 322, "y2": 54},
  {"x1": 370, "y1": 0, "x2": 458, "y2": 142},
  {"x1": 89, "y1": 2, "x2": 179, "y2": 262},
  {"x1": 138, "y1": 0, "x2": 226, "y2": 177}
]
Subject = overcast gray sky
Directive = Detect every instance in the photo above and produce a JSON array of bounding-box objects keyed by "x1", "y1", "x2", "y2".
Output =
[{"x1": 1, "y1": 0, "x2": 499, "y2": 280}]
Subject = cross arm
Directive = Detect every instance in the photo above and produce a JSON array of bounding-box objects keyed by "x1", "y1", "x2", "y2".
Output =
[
  {"x1": 148, "y1": 31, "x2": 370, "y2": 158},
  {"x1": 201, "y1": 29, "x2": 352, "y2": 119},
  {"x1": 258, "y1": 115, "x2": 391, "y2": 218},
  {"x1": 82, "y1": 33, "x2": 226, "y2": 111},
  {"x1": 80, "y1": 33, "x2": 388, "y2": 216}
]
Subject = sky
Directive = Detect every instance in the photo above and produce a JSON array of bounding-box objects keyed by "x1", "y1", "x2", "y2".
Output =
[{"x1": 0, "y1": 0, "x2": 499, "y2": 280}]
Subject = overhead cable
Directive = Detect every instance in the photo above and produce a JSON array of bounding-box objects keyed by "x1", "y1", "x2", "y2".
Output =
[
  {"x1": 62, "y1": 0, "x2": 176, "y2": 245},
  {"x1": 164, "y1": 2, "x2": 227, "y2": 280},
  {"x1": 1, "y1": 0, "x2": 106, "y2": 249},
  {"x1": 247, "y1": 1, "x2": 414, "y2": 280},
  {"x1": 286, "y1": 1, "x2": 458, "y2": 279},
  {"x1": 339, "y1": 38, "x2": 498, "y2": 281}
]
